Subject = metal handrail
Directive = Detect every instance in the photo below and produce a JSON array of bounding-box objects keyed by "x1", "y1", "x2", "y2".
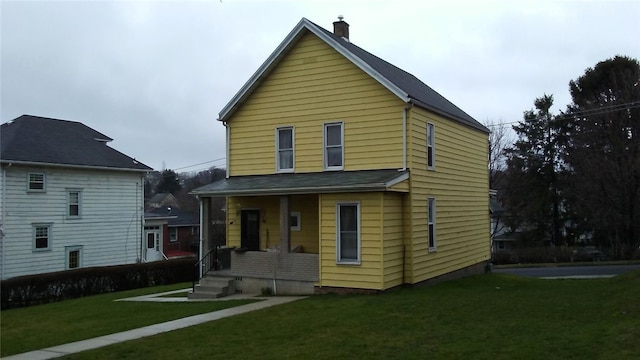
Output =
[{"x1": 192, "y1": 246, "x2": 217, "y2": 292}]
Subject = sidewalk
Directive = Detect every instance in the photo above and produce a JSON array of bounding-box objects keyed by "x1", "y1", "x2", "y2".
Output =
[{"x1": 3, "y1": 293, "x2": 306, "y2": 360}]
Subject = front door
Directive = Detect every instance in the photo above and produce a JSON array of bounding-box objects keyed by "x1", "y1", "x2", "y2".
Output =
[
  {"x1": 241, "y1": 209, "x2": 260, "y2": 250},
  {"x1": 144, "y1": 229, "x2": 162, "y2": 261}
]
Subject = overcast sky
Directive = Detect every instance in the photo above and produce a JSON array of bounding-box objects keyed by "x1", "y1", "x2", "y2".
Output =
[{"x1": 2, "y1": 0, "x2": 639, "y2": 172}]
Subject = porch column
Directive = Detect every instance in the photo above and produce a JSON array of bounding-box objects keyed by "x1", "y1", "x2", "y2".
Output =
[
  {"x1": 279, "y1": 195, "x2": 290, "y2": 252},
  {"x1": 201, "y1": 197, "x2": 211, "y2": 257}
]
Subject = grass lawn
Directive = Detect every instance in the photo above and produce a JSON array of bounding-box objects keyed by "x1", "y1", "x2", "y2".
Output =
[
  {"x1": 0, "y1": 282, "x2": 257, "y2": 356},
  {"x1": 54, "y1": 270, "x2": 640, "y2": 360}
]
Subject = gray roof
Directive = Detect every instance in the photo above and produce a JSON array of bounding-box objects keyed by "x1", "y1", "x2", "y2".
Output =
[
  {"x1": 191, "y1": 169, "x2": 409, "y2": 196},
  {"x1": 1, "y1": 115, "x2": 152, "y2": 171},
  {"x1": 219, "y1": 18, "x2": 488, "y2": 133},
  {"x1": 148, "y1": 206, "x2": 199, "y2": 227}
]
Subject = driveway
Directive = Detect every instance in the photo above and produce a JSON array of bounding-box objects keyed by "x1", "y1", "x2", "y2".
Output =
[{"x1": 493, "y1": 264, "x2": 640, "y2": 278}]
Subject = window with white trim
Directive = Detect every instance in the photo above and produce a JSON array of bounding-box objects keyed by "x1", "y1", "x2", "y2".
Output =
[
  {"x1": 169, "y1": 228, "x2": 178, "y2": 242},
  {"x1": 276, "y1": 127, "x2": 294, "y2": 172},
  {"x1": 28, "y1": 173, "x2": 45, "y2": 192},
  {"x1": 33, "y1": 224, "x2": 52, "y2": 250},
  {"x1": 427, "y1": 123, "x2": 435, "y2": 169},
  {"x1": 428, "y1": 197, "x2": 437, "y2": 251},
  {"x1": 324, "y1": 122, "x2": 343, "y2": 170},
  {"x1": 290, "y1": 211, "x2": 301, "y2": 231},
  {"x1": 66, "y1": 246, "x2": 83, "y2": 269},
  {"x1": 67, "y1": 190, "x2": 81, "y2": 218},
  {"x1": 336, "y1": 202, "x2": 360, "y2": 264}
]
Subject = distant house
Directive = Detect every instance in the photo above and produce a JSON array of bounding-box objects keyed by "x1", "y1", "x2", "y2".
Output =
[
  {"x1": 0, "y1": 115, "x2": 152, "y2": 280},
  {"x1": 490, "y1": 189, "x2": 514, "y2": 252},
  {"x1": 191, "y1": 18, "x2": 490, "y2": 296},
  {"x1": 146, "y1": 206, "x2": 199, "y2": 259}
]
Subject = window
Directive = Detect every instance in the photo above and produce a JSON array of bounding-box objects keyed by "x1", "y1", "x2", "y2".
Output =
[
  {"x1": 33, "y1": 224, "x2": 52, "y2": 250},
  {"x1": 169, "y1": 228, "x2": 178, "y2": 242},
  {"x1": 66, "y1": 246, "x2": 83, "y2": 269},
  {"x1": 427, "y1": 123, "x2": 435, "y2": 169},
  {"x1": 336, "y1": 202, "x2": 360, "y2": 264},
  {"x1": 290, "y1": 211, "x2": 301, "y2": 231},
  {"x1": 428, "y1": 197, "x2": 436, "y2": 251},
  {"x1": 324, "y1": 122, "x2": 343, "y2": 170},
  {"x1": 67, "y1": 190, "x2": 81, "y2": 218},
  {"x1": 276, "y1": 127, "x2": 294, "y2": 172},
  {"x1": 28, "y1": 173, "x2": 45, "y2": 192}
]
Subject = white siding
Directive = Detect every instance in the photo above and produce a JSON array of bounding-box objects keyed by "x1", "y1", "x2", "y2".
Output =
[{"x1": 0, "y1": 165, "x2": 145, "y2": 280}]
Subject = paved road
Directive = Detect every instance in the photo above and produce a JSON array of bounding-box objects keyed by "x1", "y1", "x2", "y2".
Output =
[{"x1": 493, "y1": 264, "x2": 640, "y2": 278}]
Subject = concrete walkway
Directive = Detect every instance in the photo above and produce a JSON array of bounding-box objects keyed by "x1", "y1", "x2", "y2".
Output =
[{"x1": 3, "y1": 293, "x2": 306, "y2": 360}]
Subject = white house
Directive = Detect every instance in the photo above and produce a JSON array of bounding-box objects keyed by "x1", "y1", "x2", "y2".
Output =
[{"x1": 0, "y1": 115, "x2": 152, "y2": 280}]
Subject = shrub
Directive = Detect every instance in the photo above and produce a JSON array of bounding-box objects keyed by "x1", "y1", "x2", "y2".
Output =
[
  {"x1": 492, "y1": 251, "x2": 514, "y2": 265},
  {"x1": 1, "y1": 258, "x2": 193, "y2": 310}
]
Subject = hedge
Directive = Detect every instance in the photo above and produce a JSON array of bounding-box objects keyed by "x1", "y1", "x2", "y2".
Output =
[{"x1": 1, "y1": 258, "x2": 194, "y2": 310}]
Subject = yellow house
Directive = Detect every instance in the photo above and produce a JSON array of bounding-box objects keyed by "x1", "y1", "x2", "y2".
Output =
[{"x1": 191, "y1": 18, "x2": 490, "y2": 296}]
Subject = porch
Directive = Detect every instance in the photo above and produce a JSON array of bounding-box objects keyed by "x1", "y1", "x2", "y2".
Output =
[{"x1": 192, "y1": 169, "x2": 410, "y2": 295}]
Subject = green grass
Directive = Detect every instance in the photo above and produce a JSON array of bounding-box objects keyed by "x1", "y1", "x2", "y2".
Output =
[
  {"x1": 55, "y1": 271, "x2": 640, "y2": 360},
  {"x1": 0, "y1": 282, "x2": 257, "y2": 356}
]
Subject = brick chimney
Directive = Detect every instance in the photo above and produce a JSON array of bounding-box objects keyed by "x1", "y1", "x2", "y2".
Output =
[{"x1": 333, "y1": 15, "x2": 349, "y2": 40}]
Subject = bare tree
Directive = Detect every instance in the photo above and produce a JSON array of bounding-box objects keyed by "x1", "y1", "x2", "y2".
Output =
[
  {"x1": 485, "y1": 119, "x2": 514, "y2": 248},
  {"x1": 486, "y1": 119, "x2": 513, "y2": 191}
]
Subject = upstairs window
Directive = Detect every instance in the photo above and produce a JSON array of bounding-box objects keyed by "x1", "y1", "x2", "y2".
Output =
[
  {"x1": 33, "y1": 224, "x2": 52, "y2": 250},
  {"x1": 324, "y1": 122, "x2": 343, "y2": 170},
  {"x1": 428, "y1": 197, "x2": 437, "y2": 251},
  {"x1": 67, "y1": 190, "x2": 81, "y2": 218},
  {"x1": 427, "y1": 123, "x2": 435, "y2": 169},
  {"x1": 276, "y1": 127, "x2": 294, "y2": 172},
  {"x1": 28, "y1": 173, "x2": 45, "y2": 192}
]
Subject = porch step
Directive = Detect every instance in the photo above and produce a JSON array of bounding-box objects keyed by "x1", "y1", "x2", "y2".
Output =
[{"x1": 188, "y1": 276, "x2": 235, "y2": 300}]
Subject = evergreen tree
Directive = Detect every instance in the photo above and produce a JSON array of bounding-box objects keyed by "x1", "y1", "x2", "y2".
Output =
[
  {"x1": 155, "y1": 169, "x2": 182, "y2": 195},
  {"x1": 504, "y1": 95, "x2": 566, "y2": 246},
  {"x1": 564, "y1": 55, "x2": 640, "y2": 258}
]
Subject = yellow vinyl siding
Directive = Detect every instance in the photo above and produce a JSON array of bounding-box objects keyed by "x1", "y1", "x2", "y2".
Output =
[
  {"x1": 290, "y1": 195, "x2": 319, "y2": 253},
  {"x1": 407, "y1": 107, "x2": 490, "y2": 283},
  {"x1": 228, "y1": 32, "x2": 405, "y2": 176},
  {"x1": 382, "y1": 192, "x2": 405, "y2": 289},
  {"x1": 319, "y1": 192, "x2": 384, "y2": 290}
]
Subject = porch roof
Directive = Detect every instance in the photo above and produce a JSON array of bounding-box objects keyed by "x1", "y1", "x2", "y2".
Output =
[{"x1": 191, "y1": 169, "x2": 409, "y2": 196}]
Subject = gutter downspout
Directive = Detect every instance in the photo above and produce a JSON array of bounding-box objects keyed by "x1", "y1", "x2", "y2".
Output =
[
  {"x1": 402, "y1": 103, "x2": 413, "y2": 171},
  {"x1": 198, "y1": 195, "x2": 204, "y2": 278},
  {"x1": 140, "y1": 175, "x2": 146, "y2": 263},
  {"x1": 224, "y1": 120, "x2": 230, "y2": 179}
]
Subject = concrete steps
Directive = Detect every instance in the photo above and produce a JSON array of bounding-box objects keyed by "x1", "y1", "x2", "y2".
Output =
[{"x1": 188, "y1": 276, "x2": 235, "y2": 300}]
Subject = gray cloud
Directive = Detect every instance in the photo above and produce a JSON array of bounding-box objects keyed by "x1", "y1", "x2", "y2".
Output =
[{"x1": 2, "y1": 1, "x2": 639, "y2": 171}]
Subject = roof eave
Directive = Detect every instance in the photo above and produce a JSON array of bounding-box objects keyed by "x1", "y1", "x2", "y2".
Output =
[
  {"x1": 193, "y1": 184, "x2": 388, "y2": 197},
  {"x1": 191, "y1": 171, "x2": 409, "y2": 197},
  {"x1": 409, "y1": 98, "x2": 490, "y2": 134},
  {"x1": 218, "y1": 18, "x2": 411, "y2": 123},
  {"x1": 0, "y1": 159, "x2": 151, "y2": 172}
]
